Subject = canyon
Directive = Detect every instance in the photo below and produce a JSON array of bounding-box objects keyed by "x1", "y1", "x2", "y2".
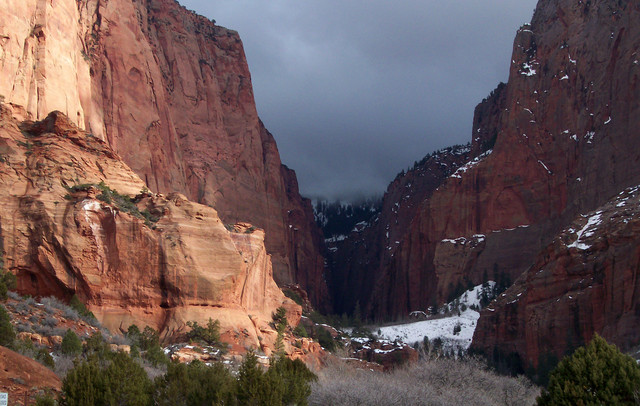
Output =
[
  {"x1": 2, "y1": 0, "x2": 640, "y2": 377},
  {"x1": 327, "y1": 0, "x2": 640, "y2": 370}
]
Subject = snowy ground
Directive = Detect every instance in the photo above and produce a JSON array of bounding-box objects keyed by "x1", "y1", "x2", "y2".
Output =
[{"x1": 374, "y1": 283, "x2": 495, "y2": 353}]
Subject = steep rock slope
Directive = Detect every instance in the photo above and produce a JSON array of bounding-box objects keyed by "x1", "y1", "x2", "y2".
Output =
[
  {"x1": 0, "y1": 0, "x2": 327, "y2": 306},
  {"x1": 0, "y1": 105, "x2": 298, "y2": 351},
  {"x1": 328, "y1": 145, "x2": 473, "y2": 317},
  {"x1": 336, "y1": 0, "x2": 640, "y2": 320},
  {"x1": 472, "y1": 185, "x2": 640, "y2": 369}
]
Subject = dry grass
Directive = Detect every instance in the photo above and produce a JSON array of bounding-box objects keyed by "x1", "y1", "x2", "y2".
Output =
[{"x1": 309, "y1": 357, "x2": 539, "y2": 406}]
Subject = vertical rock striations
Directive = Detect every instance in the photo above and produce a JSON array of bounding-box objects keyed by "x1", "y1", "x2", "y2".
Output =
[
  {"x1": 0, "y1": 0, "x2": 327, "y2": 307},
  {"x1": 331, "y1": 0, "x2": 640, "y2": 321},
  {"x1": 0, "y1": 106, "x2": 299, "y2": 350}
]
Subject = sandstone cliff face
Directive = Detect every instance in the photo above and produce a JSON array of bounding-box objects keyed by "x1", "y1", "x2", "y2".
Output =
[
  {"x1": 0, "y1": 105, "x2": 298, "y2": 350},
  {"x1": 328, "y1": 145, "x2": 473, "y2": 317},
  {"x1": 334, "y1": 0, "x2": 640, "y2": 320},
  {"x1": 472, "y1": 185, "x2": 640, "y2": 369},
  {"x1": 0, "y1": 0, "x2": 327, "y2": 307}
]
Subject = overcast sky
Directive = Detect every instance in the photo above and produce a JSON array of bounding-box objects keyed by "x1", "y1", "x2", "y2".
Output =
[{"x1": 179, "y1": 0, "x2": 539, "y2": 202}]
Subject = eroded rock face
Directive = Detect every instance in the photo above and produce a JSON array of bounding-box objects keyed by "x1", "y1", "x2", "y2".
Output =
[
  {"x1": 0, "y1": 106, "x2": 298, "y2": 350},
  {"x1": 472, "y1": 185, "x2": 640, "y2": 369},
  {"x1": 0, "y1": 0, "x2": 327, "y2": 308},
  {"x1": 333, "y1": 0, "x2": 640, "y2": 320}
]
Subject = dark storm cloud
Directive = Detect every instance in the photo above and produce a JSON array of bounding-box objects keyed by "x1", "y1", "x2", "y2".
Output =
[{"x1": 178, "y1": 0, "x2": 539, "y2": 201}]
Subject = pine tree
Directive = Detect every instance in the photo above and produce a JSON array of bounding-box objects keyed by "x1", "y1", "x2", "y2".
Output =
[
  {"x1": 61, "y1": 329, "x2": 83, "y2": 356},
  {"x1": 537, "y1": 334, "x2": 640, "y2": 405},
  {"x1": 0, "y1": 304, "x2": 15, "y2": 347}
]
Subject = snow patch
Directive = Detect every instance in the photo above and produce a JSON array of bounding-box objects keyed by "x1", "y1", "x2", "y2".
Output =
[{"x1": 568, "y1": 212, "x2": 603, "y2": 250}]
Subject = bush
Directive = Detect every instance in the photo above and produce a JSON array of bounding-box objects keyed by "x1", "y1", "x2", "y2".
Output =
[
  {"x1": 0, "y1": 304, "x2": 15, "y2": 347},
  {"x1": 60, "y1": 352, "x2": 153, "y2": 406},
  {"x1": 294, "y1": 324, "x2": 308, "y2": 338},
  {"x1": 309, "y1": 357, "x2": 538, "y2": 405},
  {"x1": 0, "y1": 270, "x2": 16, "y2": 301},
  {"x1": 36, "y1": 347, "x2": 55, "y2": 369},
  {"x1": 186, "y1": 318, "x2": 221, "y2": 346},
  {"x1": 153, "y1": 360, "x2": 236, "y2": 405},
  {"x1": 61, "y1": 329, "x2": 83, "y2": 356},
  {"x1": 537, "y1": 334, "x2": 640, "y2": 405},
  {"x1": 69, "y1": 295, "x2": 96, "y2": 322}
]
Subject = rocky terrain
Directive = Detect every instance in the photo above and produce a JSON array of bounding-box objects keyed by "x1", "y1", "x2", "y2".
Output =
[
  {"x1": 0, "y1": 104, "x2": 300, "y2": 352},
  {"x1": 472, "y1": 184, "x2": 640, "y2": 370},
  {"x1": 0, "y1": 0, "x2": 327, "y2": 307},
  {"x1": 329, "y1": 0, "x2": 640, "y2": 327}
]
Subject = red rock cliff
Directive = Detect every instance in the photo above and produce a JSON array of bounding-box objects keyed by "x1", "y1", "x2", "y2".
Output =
[
  {"x1": 472, "y1": 185, "x2": 640, "y2": 370},
  {"x1": 333, "y1": 0, "x2": 640, "y2": 320},
  {"x1": 0, "y1": 0, "x2": 327, "y2": 307},
  {"x1": 0, "y1": 105, "x2": 300, "y2": 351}
]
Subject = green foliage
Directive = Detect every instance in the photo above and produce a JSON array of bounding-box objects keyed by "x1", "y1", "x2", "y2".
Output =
[
  {"x1": 154, "y1": 360, "x2": 236, "y2": 406},
  {"x1": 272, "y1": 307, "x2": 288, "y2": 332},
  {"x1": 236, "y1": 353, "x2": 317, "y2": 406},
  {"x1": 61, "y1": 329, "x2": 83, "y2": 356},
  {"x1": 0, "y1": 304, "x2": 15, "y2": 347},
  {"x1": 64, "y1": 182, "x2": 160, "y2": 227},
  {"x1": 186, "y1": 318, "x2": 221, "y2": 346},
  {"x1": 267, "y1": 356, "x2": 317, "y2": 406},
  {"x1": 144, "y1": 343, "x2": 169, "y2": 368},
  {"x1": 236, "y1": 352, "x2": 270, "y2": 405},
  {"x1": 69, "y1": 295, "x2": 96, "y2": 322},
  {"x1": 293, "y1": 324, "x2": 308, "y2": 338},
  {"x1": 36, "y1": 347, "x2": 55, "y2": 369},
  {"x1": 537, "y1": 334, "x2": 640, "y2": 405},
  {"x1": 61, "y1": 352, "x2": 153, "y2": 406},
  {"x1": 35, "y1": 394, "x2": 57, "y2": 406},
  {"x1": 0, "y1": 269, "x2": 16, "y2": 301},
  {"x1": 283, "y1": 289, "x2": 304, "y2": 306},
  {"x1": 315, "y1": 328, "x2": 337, "y2": 352}
]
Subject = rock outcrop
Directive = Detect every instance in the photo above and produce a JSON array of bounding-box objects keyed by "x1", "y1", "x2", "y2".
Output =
[
  {"x1": 0, "y1": 105, "x2": 298, "y2": 350},
  {"x1": 331, "y1": 0, "x2": 640, "y2": 322},
  {"x1": 0, "y1": 0, "x2": 327, "y2": 307},
  {"x1": 472, "y1": 185, "x2": 640, "y2": 370}
]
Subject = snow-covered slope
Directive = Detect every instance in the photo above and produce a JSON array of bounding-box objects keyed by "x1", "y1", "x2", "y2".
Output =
[{"x1": 376, "y1": 283, "x2": 496, "y2": 353}]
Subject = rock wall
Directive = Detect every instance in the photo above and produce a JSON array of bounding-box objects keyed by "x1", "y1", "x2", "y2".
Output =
[
  {"x1": 332, "y1": 0, "x2": 640, "y2": 320},
  {"x1": 0, "y1": 106, "x2": 299, "y2": 349},
  {"x1": 472, "y1": 185, "x2": 640, "y2": 369},
  {"x1": 0, "y1": 0, "x2": 327, "y2": 307}
]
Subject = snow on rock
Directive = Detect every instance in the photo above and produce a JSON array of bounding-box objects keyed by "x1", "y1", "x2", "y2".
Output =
[
  {"x1": 450, "y1": 150, "x2": 492, "y2": 179},
  {"x1": 568, "y1": 212, "x2": 603, "y2": 250}
]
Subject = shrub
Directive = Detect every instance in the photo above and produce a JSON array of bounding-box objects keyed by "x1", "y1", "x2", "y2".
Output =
[
  {"x1": 35, "y1": 394, "x2": 56, "y2": 406},
  {"x1": 0, "y1": 270, "x2": 16, "y2": 301},
  {"x1": 537, "y1": 334, "x2": 640, "y2": 405},
  {"x1": 186, "y1": 318, "x2": 221, "y2": 347},
  {"x1": 61, "y1": 329, "x2": 83, "y2": 356},
  {"x1": 153, "y1": 360, "x2": 236, "y2": 405},
  {"x1": 60, "y1": 352, "x2": 153, "y2": 406},
  {"x1": 35, "y1": 347, "x2": 55, "y2": 369},
  {"x1": 0, "y1": 304, "x2": 15, "y2": 347},
  {"x1": 69, "y1": 295, "x2": 96, "y2": 322},
  {"x1": 267, "y1": 356, "x2": 317, "y2": 405},
  {"x1": 294, "y1": 324, "x2": 308, "y2": 338},
  {"x1": 309, "y1": 357, "x2": 538, "y2": 405}
]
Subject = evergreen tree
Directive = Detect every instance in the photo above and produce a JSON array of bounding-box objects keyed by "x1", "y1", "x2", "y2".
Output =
[
  {"x1": 537, "y1": 334, "x2": 640, "y2": 405},
  {"x1": 186, "y1": 318, "x2": 221, "y2": 346},
  {"x1": 0, "y1": 304, "x2": 15, "y2": 347},
  {"x1": 154, "y1": 360, "x2": 236, "y2": 406},
  {"x1": 0, "y1": 270, "x2": 16, "y2": 301},
  {"x1": 61, "y1": 329, "x2": 83, "y2": 356}
]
